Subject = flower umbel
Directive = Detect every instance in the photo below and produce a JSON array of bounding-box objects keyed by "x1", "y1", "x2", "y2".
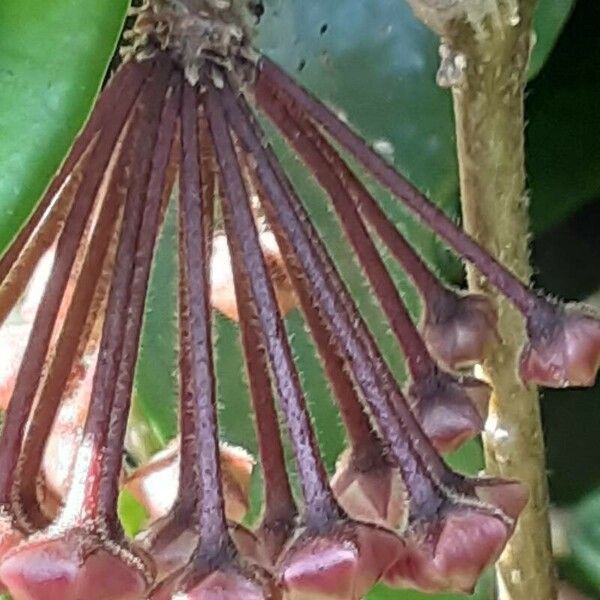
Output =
[{"x1": 0, "y1": 0, "x2": 597, "y2": 598}]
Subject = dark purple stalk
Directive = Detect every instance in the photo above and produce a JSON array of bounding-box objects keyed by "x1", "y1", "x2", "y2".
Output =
[
  {"x1": 205, "y1": 82, "x2": 342, "y2": 532},
  {"x1": 225, "y1": 185, "x2": 297, "y2": 563},
  {"x1": 139, "y1": 100, "x2": 217, "y2": 565},
  {"x1": 176, "y1": 210, "x2": 199, "y2": 513},
  {"x1": 259, "y1": 86, "x2": 491, "y2": 451},
  {"x1": 177, "y1": 81, "x2": 228, "y2": 561},
  {"x1": 0, "y1": 60, "x2": 156, "y2": 507},
  {"x1": 258, "y1": 83, "x2": 439, "y2": 383},
  {"x1": 59, "y1": 58, "x2": 173, "y2": 526},
  {"x1": 256, "y1": 57, "x2": 540, "y2": 318},
  {"x1": 230, "y1": 249, "x2": 297, "y2": 527},
  {"x1": 97, "y1": 71, "x2": 181, "y2": 530},
  {"x1": 243, "y1": 160, "x2": 383, "y2": 462},
  {"x1": 175, "y1": 106, "x2": 213, "y2": 506},
  {"x1": 252, "y1": 79, "x2": 465, "y2": 341},
  {"x1": 0, "y1": 177, "x2": 76, "y2": 327},
  {"x1": 219, "y1": 78, "x2": 467, "y2": 519},
  {"x1": 16, "y1": 126, "x2": 132, "y2": 527}
]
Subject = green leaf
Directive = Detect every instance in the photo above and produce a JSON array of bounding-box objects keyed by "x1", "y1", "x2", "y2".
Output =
[
  {"x1": 258, "y1": 0, "x2": 458, "y2": 206},
  {"x1": 118, "y1": 489, "x2": 150, "y2": 539},
  {"x1": 135, "y1": 196, "x2": 179, "y2": 445},
  {"x1": 569, "y1": 491, "x2": 600, "y2": 593},
  {"x1": 0, "y1": 0, "x2": 129, "y2": 255},
  {"x1": 528, "y1": 0, "x2": 575, "y2": 79},
  {"x1": 368, "y1": 573, "x2": 493, "y2": 600},
  {"x1": 526, "y1": 0, "x2": 600, "y2": 233}
]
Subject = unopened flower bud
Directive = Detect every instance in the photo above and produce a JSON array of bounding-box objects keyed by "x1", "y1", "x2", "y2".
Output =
[
  {"x1": 276, "y1": 522, "x2": 405, "y2": 600},
  {"x1": 521, "y1": 305, "x2": 600, "y2": 388},
  {"x1": 422, "y1": 292, "x2": 499, "y2": 371},
  {"x1": 408, "y1": 372, "x2": 490, "y2": 452},
  {"x1": 0, "y1": 528, "x2": 153, "y2": 600},
  {"x1": 330, "y1": 449, "x2": 408, "y2": 531}
]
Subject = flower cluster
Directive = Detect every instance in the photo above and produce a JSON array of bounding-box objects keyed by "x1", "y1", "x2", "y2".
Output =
[{"x1": 0, "y1": 1, "x2": 598, "y2": 599}]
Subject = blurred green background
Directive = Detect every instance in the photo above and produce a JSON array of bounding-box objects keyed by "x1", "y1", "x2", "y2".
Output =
[{"x1": 0, "y1": 0, "x2": 598, "y2": 598}]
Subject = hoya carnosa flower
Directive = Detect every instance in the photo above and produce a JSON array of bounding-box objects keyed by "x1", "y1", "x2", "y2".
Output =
[
  {"x1": 146, "y1": 78, "x2": 278, "y2": 599},
  {"x1": 407, "y1": 370, "x2": 490, "y2": 452},
  {"x1": 2, "y1": 0, "x2": 594, "y2": 597},
  {"x1": 0, "y1": 528, "x2": 152, "y2": 600},
  {"x1": 207, "y1": 81, "x2": 406, "y2": 599},
  {"x1": 227, "y1": 83, "x2": 525, "y2": 593},
  {"x1": 0, "y1": 58, "x2": 178, "y2": 599},
  {"x1": 330, "y1": 448, "x2": 408, "y2": 532},
  {"x1": 275, "y1": 522, "x2": 405, "y2": 600}
]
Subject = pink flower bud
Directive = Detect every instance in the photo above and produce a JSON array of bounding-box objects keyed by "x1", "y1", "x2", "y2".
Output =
[
  {"x1": 0, "y1": 528, "x2": 153, "y2": 600},
  {"x1": 39, "y1": 355, "x2": 96, "y2": 518},
  {"x1": 139, "y1": 515, "x2": 264, "y2": 583},
  {"x1": 521, "y1": 306, "x2": 600, "y2": 387},
  {"x1": 422, "y1": 293, "x2": 499, "y2": 370},
  {"x1": 385, "y1": 510, "x2": 509, "y2": 593},
  {"x1": 0, "y1": 324, "x2": 30, "y2": 411},
  {"x1": 276, "y1": 522, "x2": 405, "y2": 599},
  {"x1": 125, "y1": 441, "x2": 253, "y2": 526},
  {"x1": 474, "y1": 478, "x2": 529, "y2": 521},
  {"x1": 330, "y1": 449, "x2": 408, "y2": 531},
  {"x1": 150, "y1": 556, "x2": 278, "y2": 600},
  {"x1": 0, "y1": 516, "x2": 24, "y2": 593},
  {"x1": 408, "y1": 373, "x2": 490, "y2": 452},
  {"x1": 384, "y1": 478, "x2": 527, "y2": 594}
]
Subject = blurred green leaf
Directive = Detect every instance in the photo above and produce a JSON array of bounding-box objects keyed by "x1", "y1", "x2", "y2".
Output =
[
  {"x1": 0, "y1": 0, "x2": 129, "y2": 255},
  {"x1": 569, "y1": 491, "x2": 600, "y2": 593},
  {"x1": 528, "y1": 0, "x2": 575, "y2": 79},
  {"x1": 368, "y1": 573, "x2": 492, "y2": 600},
  {"x1": 258, "y1": 0, "x2": 458, "y2": 207},
  {"x1": 526, "y1": 0, "x2": 600, "y2": 234},
  {"x1": 135, "y1": 196, "x2": 179, "y2": 445},
  {"x1": 118, "y1": 489, "x2": 149, "y2": 539}
]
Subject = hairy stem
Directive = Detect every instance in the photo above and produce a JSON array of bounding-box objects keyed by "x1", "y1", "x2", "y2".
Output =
[
  {"x1": 98, "y1": 70, "x2": 180, "y2": 529},
  {"x1": 262, "y1": 87, "x2": 436, "y2": 381},
  {"x1": 448, "y1": 3, "x2": 556, "y2": 599},
  {"x1": 0, "y1": 63, "x2": 147, "y2": 505},
  {"x1": 241, "y1": 148, "x2": 379, "y2": 456},
  {"x1": 256, "y1": 57, "x2": 538, "y2": 317},
  {"x1": 206, "y1": 83, "x2": 341, "y2": 530},
  {"x1": 179, "y1": 81, "x2": 228, "y2": 560},
  {"x1": 59, "y1": 58, "x2": 172, "y2": 527},
  {"x1": 16, "y1": 142, "x2": 127, "y2": 528},
  {"x1": 222, "y1": 79, "x2": 465, "y2": 515}
]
